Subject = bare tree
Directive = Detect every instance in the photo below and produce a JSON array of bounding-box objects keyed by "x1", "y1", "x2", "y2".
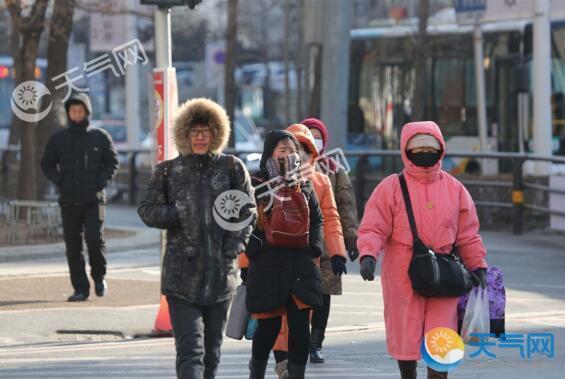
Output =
[
  {"x1": 1, "y1": 14, "x2": 22, "y2": 180},
  {"x1": 225, "y1": 0, "x2": 238, "y2": 147},
  {"x1": 411, "y1": 0, "x2": 430, "y2": 121},
  {"x1": 7, "y1": 0, "x2": 49, "y2": 200},
  {"x1": 75, "y1": 0, "x2": 152, "y2": 19},
  {"x1": 258, "y1": 0, "x2": 278, "y2": 126},
  {"x1": 295, "y1": 0, "x2": 304, "y2": 120},
  {"x1": 35, "y1": 0, "x2": 76, "y2": 199},
  {"x1": 283, "y1": 0, "x2": 290, "y2": 125}
]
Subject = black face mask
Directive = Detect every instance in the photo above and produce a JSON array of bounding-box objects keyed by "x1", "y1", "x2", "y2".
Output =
[
  {"x1": 406, "y1": 150, "x2": 441, "y2": 168},
  {"x1": 69, "y1": 118, "x2": 89, "y2": 132}
]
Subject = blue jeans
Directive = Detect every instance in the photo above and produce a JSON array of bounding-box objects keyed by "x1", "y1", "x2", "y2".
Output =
[{"x1": 167, "y1": 296, "x2": 230, "y2": 379}]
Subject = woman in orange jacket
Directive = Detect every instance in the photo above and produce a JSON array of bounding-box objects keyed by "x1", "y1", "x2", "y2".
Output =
[{"x1": 302, "y1": 117, "x2": 360, "y2": 364}]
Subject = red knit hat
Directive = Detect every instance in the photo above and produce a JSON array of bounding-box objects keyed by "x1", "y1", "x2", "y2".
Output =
[{"x1": 301, "y1": 117, "x2": 328, "y2": 153}]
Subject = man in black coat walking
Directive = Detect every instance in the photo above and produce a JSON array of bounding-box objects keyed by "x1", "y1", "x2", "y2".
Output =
[{"x1": 41, "y1": 93, "x2": 118, "y2": 302}]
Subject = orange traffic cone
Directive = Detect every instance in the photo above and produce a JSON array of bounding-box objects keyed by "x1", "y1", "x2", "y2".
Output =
[{"x1": 152, "y1": 295, "x2": 173, "y2": 335}]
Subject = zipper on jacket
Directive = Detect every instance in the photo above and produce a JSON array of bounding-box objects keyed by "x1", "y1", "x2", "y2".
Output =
[
  {"x1": 84, "y1": 152, "x2": 88, "y2": 170},
  {"x1": 428, "y1": 249, "x2": 440, "y2": 285}
]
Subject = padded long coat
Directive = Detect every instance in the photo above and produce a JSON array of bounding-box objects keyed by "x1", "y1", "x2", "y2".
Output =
[{"x1": 357, "y1": 121, "x2": 488, "y2": 360}]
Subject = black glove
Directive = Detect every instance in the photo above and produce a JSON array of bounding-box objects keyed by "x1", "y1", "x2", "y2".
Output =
[
  {"x1": 360, "y1": 256, "x2": 376, "y2": 281},
  {"x1": 330, "y1": 255, "x2": 347, "y2": 276},
  {"x1": 472, "y1": 268, "x2": 487, "y2": 288},
  {"x1": 347, "y1": 248, "x2": 360, "y2": 262},
  {"x1": 240, "y1": 268, "x2": 248, "y2": 283}
]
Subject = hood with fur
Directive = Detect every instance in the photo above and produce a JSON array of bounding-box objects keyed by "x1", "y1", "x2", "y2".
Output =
[{"x1": 172, "y1": 98, "x2": 231, "y2": 155}]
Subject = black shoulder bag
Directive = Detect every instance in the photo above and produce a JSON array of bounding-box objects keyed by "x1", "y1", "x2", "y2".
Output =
[{"x1": 398, "y1": 173, "x2": 473, "y2": 298}]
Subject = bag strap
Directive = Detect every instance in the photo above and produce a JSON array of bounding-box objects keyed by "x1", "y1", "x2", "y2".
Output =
[
  {"x1": 398, "y1": 173, "x2": 420, "y2": 242},
  {"x1": 162, "y1": 159, "x2": 173, "y2": 204}
]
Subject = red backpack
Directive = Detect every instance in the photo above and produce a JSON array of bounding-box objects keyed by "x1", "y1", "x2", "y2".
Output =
[{"x1": 264, "y1": 186, "x2": 310, "y2": 248}]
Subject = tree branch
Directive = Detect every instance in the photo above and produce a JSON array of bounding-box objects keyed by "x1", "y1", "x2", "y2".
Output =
[
  {"x1": 7, "y1": 0, "x2": 49, "y2": 34},
  {"x1": 76, "y1": 0, "x2": 153, "y2": 20}
]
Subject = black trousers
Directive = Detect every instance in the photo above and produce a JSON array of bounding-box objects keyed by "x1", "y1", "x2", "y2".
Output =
[
  {"x1": 252, "y1": 298, "x2": 310, "y2": 365},
  {"x1": 60, "y1": 203, "x2": 106, "y2": 293},
  {"x1": 167, "y1": 296, "x2": 230, "y2": 379},
  {"x1": 311, "y1": 294, "x2": 331, "y2": 333}
]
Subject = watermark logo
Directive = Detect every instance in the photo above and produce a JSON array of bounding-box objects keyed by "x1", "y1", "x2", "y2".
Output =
[
  {"x1": 421, "y1": 327, "x2": 465, "y2": 373},
  {"x1": 213, "y1": 189, "x2": 255, "y2": 232},
  {"x1": 468, "y1": 332, "x2": 555, "y2": 359},
  {"x1": 12, "y1": 38, "x2": 148, "y2": 122},
  {"x1": 11, "y1": 81, "x2": 52, "y2": 123}
]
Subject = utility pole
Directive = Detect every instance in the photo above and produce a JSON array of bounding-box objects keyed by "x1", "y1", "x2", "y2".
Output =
[
  {"x1": 533, "y1": 0, "x2": 552, "y2": 175},
  {"x1": 473, "y1": 23, "x2": 488, "y2": 154},
  {"x1": 154, "y1": 6, "x2": 172, "y2": 69},
  {"x1": 225, "y1": 0, "x2": 238, "y2": 147},
  {"x1": 304, "y1": 0, "x2": 351, "y2": 150},
  {"x1": 126, "y1": 0, "x2": 141, "y2": 150}
]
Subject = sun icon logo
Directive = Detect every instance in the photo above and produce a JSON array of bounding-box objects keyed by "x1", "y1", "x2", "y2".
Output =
[
  {"x1": 429, "y1": 329, "x2": 454, "y2": 354},
  {"x1": 213, "y1": 189, "x2": 255, "y2": 232},
  {"x1": 219, "y1": 192, "x2": 241, "y2": 217},
  {"x1": 11, "y1": 80, "x2": 52, "y2": 123},
  {"x1": 421, "y1": 327, "x2": 464, "y2": 373},
  {"x1": 18, "y1": 84, "x2": 38, "y2": 108}
]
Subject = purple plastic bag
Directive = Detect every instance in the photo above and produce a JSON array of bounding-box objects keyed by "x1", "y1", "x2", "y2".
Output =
[{"x1": 458, "y1": 266, "x2": 505, "y2": 337}]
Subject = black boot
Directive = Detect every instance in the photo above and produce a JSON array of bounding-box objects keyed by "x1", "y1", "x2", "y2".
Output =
[
  {"x1": 249, "y1": 358, "x2": 268, "y2": 379},
  {"x1": 397, "y1": 360, "x2": 417, "y2": 379},
  {"x1": 309, "y1": 329, "x2": 325, "y2": 363},
  {"x1": 287, "y1": 362, "x2": 306, "y2": 379},
  {"x1": 94, "y1": 280, "x2": 107, "y2": 297},
  {"x1": 427, "y1": 367, "x2": 447, "y2": 379},
  {"x1": 67, "y1": 291, "x2": 89, "y2": 302}
]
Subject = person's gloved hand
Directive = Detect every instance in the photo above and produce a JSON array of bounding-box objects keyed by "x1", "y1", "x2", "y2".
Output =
[
  {"x1": 330, "y1": 255, "x2": 347, "y2": 276},
  {"x1": 348, "y1": 248, "x2": 360, "y2": 262},
  {"x1": 473, "y1": 268, "x2": 487, "y2": 288},
  {"x1": 360, "y1": 256, "x2": 376, "y2": 281},
  {"x1": 240, "y1": 268, "x2": 248, "y2": 283}
]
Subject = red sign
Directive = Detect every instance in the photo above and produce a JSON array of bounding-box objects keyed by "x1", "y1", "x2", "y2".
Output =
[
  {"x1": 153, "y1": 70, "x2": 165, "y2": 162},
  {"x1": 152, "y1": 68, "x2": 178, "y2": 164}
]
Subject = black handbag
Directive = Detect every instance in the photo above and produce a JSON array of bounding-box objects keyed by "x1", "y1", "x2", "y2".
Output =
[{"x1": 398, "y1": 173, "x2": 473, "y2": 298}]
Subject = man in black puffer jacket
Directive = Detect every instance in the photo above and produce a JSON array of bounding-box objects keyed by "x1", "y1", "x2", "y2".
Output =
[
  {"x1": 41, "y1": 92, "x2": 118, "y2": 302},
  {"x1": 138, "y1": 98, "x2": 257, "y2": 379}
]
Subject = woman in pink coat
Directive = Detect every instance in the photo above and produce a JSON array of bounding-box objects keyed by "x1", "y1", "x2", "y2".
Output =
[{"x1": 357, "y1": 121, "x2": 487, "y2": 379}]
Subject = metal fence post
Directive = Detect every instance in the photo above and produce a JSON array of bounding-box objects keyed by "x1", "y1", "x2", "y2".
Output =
[
  {"x1": 512, "y1": 157, "x2": 525, "y2": 235},
  {"x1": 129, "y1": 152, "x2": 138, "y2": 205},
  {"x1": 355, "y1": 154, "x2": 367, "y2": 219}
]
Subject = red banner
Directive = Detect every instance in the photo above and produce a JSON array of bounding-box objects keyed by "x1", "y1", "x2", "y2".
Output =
[{"x1": 152, "y1": 68, "x2": 178, "y2": 164}]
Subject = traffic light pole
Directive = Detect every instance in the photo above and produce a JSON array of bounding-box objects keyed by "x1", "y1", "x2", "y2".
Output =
[
  {"x1": 152, "y1": 5, "x2": 175, "y2": 335},
  {"x1": 154, "y1": 7, "x2": 172, "y2": 69}
]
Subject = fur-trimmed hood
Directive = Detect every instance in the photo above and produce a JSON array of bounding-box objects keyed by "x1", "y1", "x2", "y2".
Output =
[{"x1": 172, "y1": 98, "x2": 231, "y2": 155}]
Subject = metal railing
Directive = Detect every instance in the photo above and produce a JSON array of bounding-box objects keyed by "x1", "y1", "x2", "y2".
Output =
[
  {"x1": 351, "y1": 150, "x2": 565, "y2": 235},
  {"x1": 3, "y1": 146, "x2": 565, "y2": 235}
]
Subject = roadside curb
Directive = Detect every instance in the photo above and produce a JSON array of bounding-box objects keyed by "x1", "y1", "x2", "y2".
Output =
[{"x1": 0, "y1": 228, "x2": 159, "y2": 263}]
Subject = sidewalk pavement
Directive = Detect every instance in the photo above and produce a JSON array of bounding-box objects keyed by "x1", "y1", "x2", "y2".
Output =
[
  {"x1": 3, "y1": 203, "x2": 565, "y2": 263},
  {"x1": 0, "y1": 205, "x2": 159, "y2": 263}
]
